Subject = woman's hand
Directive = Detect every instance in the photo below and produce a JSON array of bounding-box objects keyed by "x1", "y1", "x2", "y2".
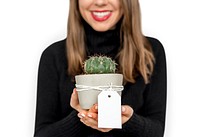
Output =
[
  {"x1": 78, "y1": 105, "x2": 134, "y2": 132},
  {"x1": 121, "y1": 105, "x2": 134, "y2": 124},
  {"x1": 70, "y1": 88, "x2": 134, "y2": 132},
  {"x1": 78, "y1": 104, "x2": 113, "y2": 132},
  {"x1": 70, "y1": 89, "x2": 112, "y2": 132},
  {"x1": 70, "y1": 88, "x2": 82, "y2": 113}
]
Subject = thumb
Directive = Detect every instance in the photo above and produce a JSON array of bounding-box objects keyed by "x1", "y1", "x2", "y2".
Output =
[{"x1": 121, "y1": 105, "x2": 134, "y2": 117}]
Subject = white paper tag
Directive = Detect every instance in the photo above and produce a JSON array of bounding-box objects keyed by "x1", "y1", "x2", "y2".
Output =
[{"x1": 98, "y1": 89, "x2": 122, "y2": 129}]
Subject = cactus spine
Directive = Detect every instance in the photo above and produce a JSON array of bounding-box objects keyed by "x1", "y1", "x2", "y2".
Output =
[{"x1": 84, "y1": 56, "x2": 117, "y2": 74}]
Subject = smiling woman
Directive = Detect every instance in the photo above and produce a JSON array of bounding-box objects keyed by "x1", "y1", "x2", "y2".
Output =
[
  {"x1": 34, "y1": 0, "x2": 167, "y2": 137},
  {"x1": 78, "y1": 0, "x2": 123, "y2": 31}
]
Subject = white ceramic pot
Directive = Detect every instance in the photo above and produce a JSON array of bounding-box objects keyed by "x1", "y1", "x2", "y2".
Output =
[{"x1": 75, "y1": 74, "x2": 123, "y2": 109}]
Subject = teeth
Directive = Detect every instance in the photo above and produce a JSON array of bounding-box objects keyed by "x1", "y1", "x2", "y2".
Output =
[{"x1": 93, "y1": 12, "x2": 110, "y2": 17}]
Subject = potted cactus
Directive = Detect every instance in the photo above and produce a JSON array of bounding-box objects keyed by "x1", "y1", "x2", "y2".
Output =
[{"x1": 75, "y1": 56, "x2": 123, "y2": 109}]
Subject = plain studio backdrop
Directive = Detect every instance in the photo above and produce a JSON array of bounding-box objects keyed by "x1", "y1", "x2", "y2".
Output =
[{"x1": 0, "y1": 0, "x2": 199, "y2": 137}]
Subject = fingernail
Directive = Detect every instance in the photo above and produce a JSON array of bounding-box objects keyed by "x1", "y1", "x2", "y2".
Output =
[
  {"x1": 122, "y1": 107, "x2": 126, "y2": 112},
  {"x1": 81, "y1": 113, "x2": 85, "y2": 117},
  {"x1": 73, "y1": 89, "x2": 76, "y2": 94},
  {"x1": 88, "y1": 114, "x2": 92, "y2": 118},
  {"x1": 95, "y1": 105, "x2": 98, "y2": 110},
  {"x1": 78, "y1": 114, "x2": 83, "y2": 118}
]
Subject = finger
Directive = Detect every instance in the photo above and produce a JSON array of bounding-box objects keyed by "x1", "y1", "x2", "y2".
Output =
[
  {"x1": 70, "y1": 89, "x2": 78, "y2": 103},
  {"x1": 72, "y1": 88, "x2": 78, "y2": 99},
  {"x1": 88, "y1": 104, "x2": 98, "y2": 113},
  {"x1": 87, "y1": 112, "x2": 98, "y2": 120},
  {"x1": 79, "y1": 115, "x2": 112, "y2": 132},
  {"x1": 80, "y1": 116, "x2": 98, "y2": 128},
  {"x1": 70, "y1": 88, "x2": 82, "y2": 112},
  {"x1": 80, "y1": 118, "x2": 98, "y2": 129},
  {"x1": 121, "y1": 105, "x2": 134, "y2": 124},
  {"x1": 121, "y1": 105, "x2": 133, "y2": 117},
  {"x1": 77, "y1": 111, "x2": 87, "y2": 119},
  {"x1": 78, "y1": 113, "x2": 85, "y2": 119}
]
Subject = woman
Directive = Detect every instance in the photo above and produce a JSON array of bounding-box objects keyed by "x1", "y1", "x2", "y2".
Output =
[{"x1": 34, "y1": 0, "x2": 167, "y2": 137}]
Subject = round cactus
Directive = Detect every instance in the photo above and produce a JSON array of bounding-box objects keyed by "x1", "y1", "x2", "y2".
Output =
[{"x1": 84, "y1": 56, "x2": 117, "y2": 74}]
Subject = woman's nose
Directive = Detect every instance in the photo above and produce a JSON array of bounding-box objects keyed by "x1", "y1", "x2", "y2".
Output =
[{"x1": 94, "y1": 0, "x2": 108, "y2": 6}]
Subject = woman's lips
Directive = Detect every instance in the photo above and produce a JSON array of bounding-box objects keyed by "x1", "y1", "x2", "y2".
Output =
[{"x1": 91, "y1": 11, "x2": 112, "y2": 22}]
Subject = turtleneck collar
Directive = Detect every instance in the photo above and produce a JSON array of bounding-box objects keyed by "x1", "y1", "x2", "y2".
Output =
[{"x1": 83, "y1": 20, "x2": 121, "y2": 60}]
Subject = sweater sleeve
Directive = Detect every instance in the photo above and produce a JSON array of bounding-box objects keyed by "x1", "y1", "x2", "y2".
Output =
[
  {"x1": 34, "y1": 46, "x2": 85, "y2": 137},
  {"x1": 122, "y1": 39, "x2": 167, "y2": 137}
]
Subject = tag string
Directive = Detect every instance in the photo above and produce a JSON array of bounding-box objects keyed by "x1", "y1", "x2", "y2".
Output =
[{"x1": 75, "y1": 83, "x2": 124, "y2": 92}]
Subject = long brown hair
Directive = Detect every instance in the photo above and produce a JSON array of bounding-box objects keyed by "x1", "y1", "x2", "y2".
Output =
[{"x1": 67, "y1": 0, "x2": 154, "y2": 84}]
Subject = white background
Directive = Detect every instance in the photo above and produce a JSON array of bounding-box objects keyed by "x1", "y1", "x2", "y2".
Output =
[{"x1": 0, "y1": 0, "x2": 199, "y2": 137}]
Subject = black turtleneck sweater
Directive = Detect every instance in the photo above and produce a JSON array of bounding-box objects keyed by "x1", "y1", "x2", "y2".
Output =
[
  {"x1": 83, "y1": 21, "x2": 120, "y2": 59},
  {"x1": 34, "y1": 24, "x2": 167, "y2": 137}
]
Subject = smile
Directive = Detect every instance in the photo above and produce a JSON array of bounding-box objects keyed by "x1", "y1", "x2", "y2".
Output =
[{"x1": 91, "y1": 11, "x2": 112, "y2": 22}]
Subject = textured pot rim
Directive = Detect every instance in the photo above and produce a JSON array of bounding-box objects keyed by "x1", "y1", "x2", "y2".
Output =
[{"x1": 75, "y1": 73, "x2": 123, "y2": 77}]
